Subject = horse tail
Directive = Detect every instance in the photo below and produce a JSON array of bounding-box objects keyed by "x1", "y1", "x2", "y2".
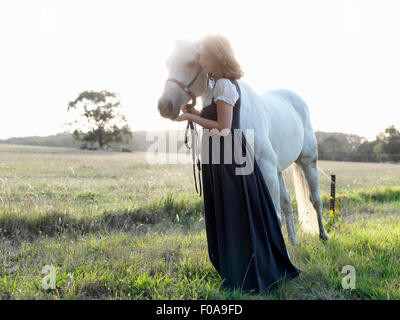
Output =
[{"x1": 289, "y1": 162, "x2": 319, "y2": 235}]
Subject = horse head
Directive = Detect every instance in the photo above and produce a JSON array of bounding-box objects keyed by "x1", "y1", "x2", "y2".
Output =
[{"x1": 157, "y1": 39, "x2": 208, "y2": 120}]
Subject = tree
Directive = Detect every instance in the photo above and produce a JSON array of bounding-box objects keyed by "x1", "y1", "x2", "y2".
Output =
[
  {"x1": 315, "y1": 131, "x2": 368, "y2": 161},
  {"x1": 320, "y1": 136, "x2": 343, "y2": 160},
  {"x1": 375, "y1": 125, "x2": 400, "y2": 162},
  {"x1": 67, "y1": 90, "x2": 132, "y2": 149},
  {"x1": 356, "y1": 140, "x2": 379, "y2": 162}
]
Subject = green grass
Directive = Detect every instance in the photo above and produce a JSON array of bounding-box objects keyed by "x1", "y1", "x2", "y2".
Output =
[{"x1": 0, "y1": 144, "x2": 400, "y2": 299}]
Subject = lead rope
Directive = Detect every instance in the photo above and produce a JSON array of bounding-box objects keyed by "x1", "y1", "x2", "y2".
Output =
[
  {"x1": 184, "y1": 119, "x2": 202, "y2": 197},
  {"x1": 316, "y1": 164, "x2": 335, "y2": 185}
]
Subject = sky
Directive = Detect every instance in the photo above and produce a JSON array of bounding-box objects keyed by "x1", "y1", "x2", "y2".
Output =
[{"x1": 1, "y1": 0, "x2": 399, "y2": 141}]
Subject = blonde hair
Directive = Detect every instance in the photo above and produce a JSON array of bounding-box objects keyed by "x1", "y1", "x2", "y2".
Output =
[{"x1": 199, "y1": 34, "x2": 244, "y2": 81}]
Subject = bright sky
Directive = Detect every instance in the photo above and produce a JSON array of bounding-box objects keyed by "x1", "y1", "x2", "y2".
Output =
[{"x1": 1, "y1": 0, "x2": 399, "y2": 141}]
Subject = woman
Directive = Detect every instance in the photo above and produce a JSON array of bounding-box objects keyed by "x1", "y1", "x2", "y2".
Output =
[{"x1": 174, "y1": 34, "x2": 301, "y2": 293}]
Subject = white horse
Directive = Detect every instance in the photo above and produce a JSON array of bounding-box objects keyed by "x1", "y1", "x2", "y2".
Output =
[{"x1": 157, "y1": 39, "x2": 329, "y2": 246}]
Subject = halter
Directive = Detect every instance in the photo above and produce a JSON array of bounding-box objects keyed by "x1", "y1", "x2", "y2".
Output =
[
  {"x1": 166, "y1": 66, "x2": 203, "y2": 108},
  {"x1": 165, "y1": 66, "x2": 203, "y2": 196}
]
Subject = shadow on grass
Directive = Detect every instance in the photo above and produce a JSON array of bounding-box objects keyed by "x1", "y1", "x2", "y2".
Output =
[{"x1": 0, "y1": 192, "x2": 204, "y2": 243}]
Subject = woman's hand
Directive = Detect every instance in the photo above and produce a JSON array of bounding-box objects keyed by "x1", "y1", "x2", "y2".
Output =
[
  {"x1": 181, "y1": 105, "x2": 191, "y2": 113},
  {"x1": 181, "y1": 104, "x2": 201, "y2": 116},
  {"x1": 173, "y1": 113, "x2": 192, "y2": 122}
]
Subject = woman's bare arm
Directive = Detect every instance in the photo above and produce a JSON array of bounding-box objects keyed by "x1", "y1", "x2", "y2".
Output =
[
  {"x1": 186, "y1": 101, "x2": 233, "y2": 136},
  {"x1": 190, "y1": 108, "x2": 201, "y2": 116}
]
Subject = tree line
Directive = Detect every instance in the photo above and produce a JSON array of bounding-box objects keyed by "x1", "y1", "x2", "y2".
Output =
[{"x1": 317, "y1": 125, "x2": 400, "y2": 163}]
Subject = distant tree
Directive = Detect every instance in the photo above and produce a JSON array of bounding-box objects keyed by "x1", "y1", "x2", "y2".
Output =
[
  {"x1": 67, "y1": 90, "x2": 132, "y2": 150},
  {"x1": 375, "y1": 125, "x2": 400, "y2": 162},
  {"x1": 315, "y1": 131, "x2": 368, "y2": 161},
  {"x1": 357, "y1": 140, "x2": 379, "y2": 162},
  {"x1": 317, "y1": 142, "x2": 329, "y2": 160},
  {"x1": 320, "y1": 136, "x2": 344, "y2": 160}
]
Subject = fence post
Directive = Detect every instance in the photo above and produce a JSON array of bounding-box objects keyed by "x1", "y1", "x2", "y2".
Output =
[{"x1": 330, "y1": 174, "x2": 336, "y2": 212}]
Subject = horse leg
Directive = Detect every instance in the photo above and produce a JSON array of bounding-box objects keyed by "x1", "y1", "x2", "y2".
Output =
[
  {"x1": 278, "y1": 171, "x2": 298, "y2": 246},
  {"x1": 256, "y1": 155, "x2": 282, "y2": 228},
  {"x1": 295, "y1": 155, "x2": 329, "y2": 241}
]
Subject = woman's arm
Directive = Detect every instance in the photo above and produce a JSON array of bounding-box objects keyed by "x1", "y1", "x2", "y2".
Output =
[
  {"x1": 188, "y1": 113, "x2": 219, "y2": 130},
  {"x1": 191, "y1": 108, "x2": 201, "y2": 116},
  {"x1": 174, "y1": 101, "x2": 233, "y2": 136}
]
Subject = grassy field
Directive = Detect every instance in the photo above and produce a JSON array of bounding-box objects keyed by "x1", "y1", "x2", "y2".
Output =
[{"x1": 0, "y1": 143, "x2": 399, "y2": 299}]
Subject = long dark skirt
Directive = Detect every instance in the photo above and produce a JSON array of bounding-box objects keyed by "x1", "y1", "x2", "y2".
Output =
[{"x1": 201, "y1": 128, "x2": 302, "y2": 293}]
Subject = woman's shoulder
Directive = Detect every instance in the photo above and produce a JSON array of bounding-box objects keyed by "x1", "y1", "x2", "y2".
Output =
[
  {"x1": 215, "y1": 78, "x2": 237, "y2": 91},
  {"x1": 213, "y1": 78, "x2": 239, "y2": 106},
  {"x1": 214, "y1": 78, "x2": 238, "y2": 93}
]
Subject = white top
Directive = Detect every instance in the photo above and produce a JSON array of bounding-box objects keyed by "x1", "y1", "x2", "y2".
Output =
[{"x1": 202, "y1": 78, "x2": 239, "y2": 107}]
